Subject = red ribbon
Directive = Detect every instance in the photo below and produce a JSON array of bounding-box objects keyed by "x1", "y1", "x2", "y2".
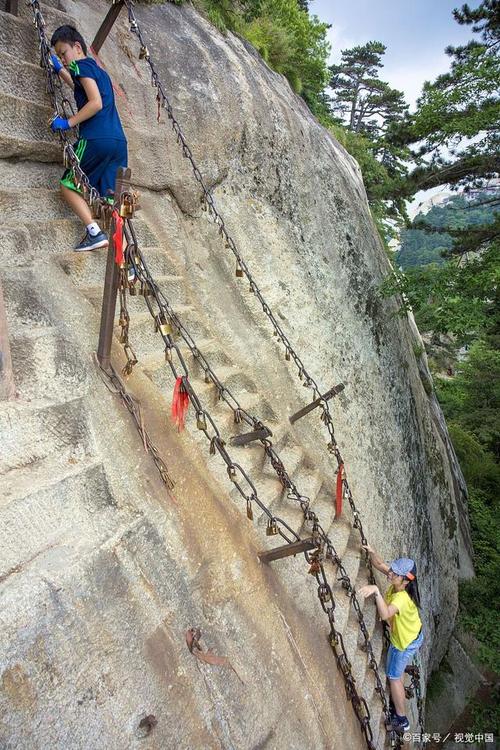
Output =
[
  {"x1": 112, "y1": 209, "x2": 124, "y2": 266},
  {"x1": 335, "y1": 463, "x2": 344, "y2": 518},
  {"x1": 172, "y1": 376, "x2": 189, "y2": 431}
]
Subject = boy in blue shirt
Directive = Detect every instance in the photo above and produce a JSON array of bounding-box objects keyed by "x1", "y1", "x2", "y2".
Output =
[{"x1": 50, "y1": 25, "x2": 128, "y2": 252}]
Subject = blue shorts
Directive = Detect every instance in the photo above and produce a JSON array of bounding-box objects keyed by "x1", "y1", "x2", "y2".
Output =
[
  {"x1": 386, "y1": 630, "x2": 423, "y2": 680},
  {"x1": 61, "y1": 137, "x2": 128, "y2": 199}
]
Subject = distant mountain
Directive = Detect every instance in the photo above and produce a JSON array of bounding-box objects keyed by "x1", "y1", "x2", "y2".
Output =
[{"x1": 397, "y1": 192, "x2": 498, "y2": 270}]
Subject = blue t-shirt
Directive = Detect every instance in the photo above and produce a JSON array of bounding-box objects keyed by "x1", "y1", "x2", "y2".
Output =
[{"x1": 69, "y1": 57, "x2": 126, "y2": 141}]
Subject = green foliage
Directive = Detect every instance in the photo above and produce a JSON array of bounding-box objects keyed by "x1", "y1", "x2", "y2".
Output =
[
  {"x1": 329, "y1": 42, "x2": 408, "y2": 136},
  {"x1": 392, "y1": 0, "x2": 500, "y2": 196},
  {"x1": 434, "y1": 337, "x2": 500, "y2": 673},
  {"x1": 381, "y1": 240, "x2": 500, "y2": 346},
  {"x1": 397, "y1": 194, "x2": 498, "y2": 269},
  {"x1": 242, "y1": 0, "x2": 331, "y2": 105}
]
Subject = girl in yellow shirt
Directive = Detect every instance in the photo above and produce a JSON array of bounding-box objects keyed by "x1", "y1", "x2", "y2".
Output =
[{"x1": 359, "y1": 545, "x2": 423, "y2": 733}]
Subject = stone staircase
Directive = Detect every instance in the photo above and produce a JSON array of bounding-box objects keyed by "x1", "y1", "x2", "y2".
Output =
[{"x1": 0, "y1": 3, "x2": 389, "y2": 747}]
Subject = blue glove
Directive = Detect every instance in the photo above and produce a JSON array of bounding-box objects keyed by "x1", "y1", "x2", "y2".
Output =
[
  {"x1": 50, "y1": 116, "x2": 71, "y2": 132},
  {"x1": 50, "y1": 53, "x2": 63, "y2": 73}
]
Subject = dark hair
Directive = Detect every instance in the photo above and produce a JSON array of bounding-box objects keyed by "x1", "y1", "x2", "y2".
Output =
[
  {"x1": 50, "y1": 25, "x2": 88, "y2": 55},
  {"x1": 405, "y1": 563, "x2": 421, "y2": 607}
]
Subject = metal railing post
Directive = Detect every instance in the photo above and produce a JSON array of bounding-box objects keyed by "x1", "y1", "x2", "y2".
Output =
[{"x1": 96, "y1": 166, "x2": 131, "y2": 371}]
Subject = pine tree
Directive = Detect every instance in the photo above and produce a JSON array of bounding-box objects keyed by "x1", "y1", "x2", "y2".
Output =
[{"x1": 329, "y1": 42, "x2": 408, "y2": 135}]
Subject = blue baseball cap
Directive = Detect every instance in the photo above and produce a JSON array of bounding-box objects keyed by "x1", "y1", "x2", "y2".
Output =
[{"x1": 390, "y1": 558, "x2": 416, "y2": 580}]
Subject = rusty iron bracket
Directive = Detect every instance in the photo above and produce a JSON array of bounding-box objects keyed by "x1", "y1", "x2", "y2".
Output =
[
  {"x1": 91, "y1": 0, "x2": 125, "y2": 55},
  {"x1": 289, "y1": 383, "x2": 345, "y2": 425},
  {"x1": 230, "y1": 426, "x2": 272, "y2": 446},
  {"x1": 258, "y1": 537, "x2": 317, "y2": 564}
]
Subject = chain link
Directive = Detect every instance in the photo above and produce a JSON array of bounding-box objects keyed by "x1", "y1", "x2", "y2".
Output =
[
  {"x1": 121, "y1": 0, "x2": 379, "y2": 579},
  {"x1": 28, "y1": 0, "x2": 110, "y2": 216},
  {"x1": 27, "y1": 3, "x2": 410, "y2": 744},
  {"x1": 122, "y1": 218, "x2": 399, "y2": 749}
]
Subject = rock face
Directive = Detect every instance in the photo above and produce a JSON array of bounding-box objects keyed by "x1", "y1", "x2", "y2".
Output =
[{"x1": 0, "y1": 1, "x2": 473, "y2": 748}]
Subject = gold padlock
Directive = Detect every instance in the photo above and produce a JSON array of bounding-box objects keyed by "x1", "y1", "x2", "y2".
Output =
[
  {"x1": 285, "y1": 349, "x2": 290, "y2": 361},
  {"x1": 228, "y1": 465, "x2": 237, "y2": 482},
  {"x1": 246, "y1": 498, "x2": 254, "y2": 521},
  {"x1": 139, "y1": 45, "x2": 149, "y2": 60},
  {"x1": 266, "y1": 518, "x2": 278, "y2": 536},
  {"x1": 155, "y1": 314, "x2": 172, "y2": 336},
  {"x1": 235, "y1": 261, "x2": 243, "y2": 278},
  {"x1": 196, "y1": 412, "x2": 207, "y2": 431}
]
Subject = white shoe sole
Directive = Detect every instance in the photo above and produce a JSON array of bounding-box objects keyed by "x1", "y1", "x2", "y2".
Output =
[{"x1": 74, "y1": 239, "x2": 109, "y2": 252}]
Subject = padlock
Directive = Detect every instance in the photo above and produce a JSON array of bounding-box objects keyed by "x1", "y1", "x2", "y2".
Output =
[
  {"x1": 204, "y1": 370, "x2": 211, "y2": 384},
  {"x1": 227, "y1": 465, "x2": 237, "y2": 482},
  {"x1": 128, "y1": 281, "x2": 137, "y2": 296},
  {"x1": 119, "y1": 328, "x2": 128, "y2": 344},
  {"x1": 266, "y1": 518, "x2": 278, "y2": 536},
  {"x1": 139, "y1": 45, "x2": 149, "y2": 60},
  {"x1": 318, "y1": 584, "x2": 331, "y2": 603},
  {"x1": 196, "y1": 412, "x2": 207, "y2": 431},
  {"x1": 164, "y1": 346, "x2": 172, "y2": 362},
  {"x1": 155, "y1": 314, "x2": 172, "y2": 336},
  {"x1": 285, "y1": 349, "x2": 290, "y2": 361},
  {"x1": 246, "y1": 498, "x2": 254, "y2": 521},
  {"x1": 235, "y1": 261, "x2": 243, "y2": 278},
  {"x1": 308, "y1": 557, "x2": 321, "y2": 575}
]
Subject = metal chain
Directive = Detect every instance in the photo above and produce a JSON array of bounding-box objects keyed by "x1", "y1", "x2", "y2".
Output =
[
  {"x1": 405, "y1": 662, "x2": 425, "y2": 740},
  {"x1": 121, "y1": 219, "x2": 397, "y2": 749},
  {"x1": 121, "y1": 0, "x2": 380, "y2": 584},
  {"x1": 96, "y1": 356, "x2": 175, "y2": 490},
  {"x1": 27, "y1": 0, "x2": 109, "y2": 218},
  {"x1": 27, "y1": 4, "x2": 403, "y2": 744},
  {"x1": 27, "y1": 0, "x2": 174, "y2": 490}
]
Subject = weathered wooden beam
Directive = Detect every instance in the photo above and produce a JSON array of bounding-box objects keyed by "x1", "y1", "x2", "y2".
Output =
[
  {"x1": 91, "y1": 0, "x2": 125, "y2": 55},
  {"x1": 230, "y1": 426, "x2": 272, "y2": 446},
  {"x1": 289, "y1": 383, "x2": 345, "y2": 424},
  {"x1": 97, "y1": 167, "x2": 131, "y2": 371},
  {"x1": 258, "y1": 538, "x2": 317, "y2": 564},
  {"x1": 6, "y1": 0, "x2": 19, "y2": 15}
]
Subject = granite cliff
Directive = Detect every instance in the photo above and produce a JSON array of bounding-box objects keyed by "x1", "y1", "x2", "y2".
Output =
[{"x1": 0, "y1": 0, "x2": 473, "y2": 748}]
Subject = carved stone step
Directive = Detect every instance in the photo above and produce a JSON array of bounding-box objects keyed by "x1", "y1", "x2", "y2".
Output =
[
  {"x1": 0, "y1": 93, "x2": 60, "y2": 161},
  {"x1": 9, "y1": 330, "x2": 91, "y2": 405},
  {"x1": 0, "y1": 460, "x2": 132, "y2": 582},
  {"x1": 0, "y1": 51, "x2": 47, "y2": 101},
  {"x1": 60, "y1": 248, "x2": 175, "y2": 292},
  {"x1": 0, "y1": 188, "x2": 73, "y2": 222},
  {"x1": 0, "y1": 0, "x2": 75, "y2": 24},
  {"x1": 0, "y1": 397, "x2": 94, "y2": 473},
  {"x1": 0, "y1": 160, "x2": 62, "y2": 191},
  {"x1": 0, "y1": 6, "x2": 75, "y2": 60},
  {"x1": 3, "y1": 271, "x2": 57, "y2": 334}
]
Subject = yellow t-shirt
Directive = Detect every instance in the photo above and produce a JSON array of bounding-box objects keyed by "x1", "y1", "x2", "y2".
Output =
[{"x1": 385, "y1": 586, "x2": 422, "y2": 651}]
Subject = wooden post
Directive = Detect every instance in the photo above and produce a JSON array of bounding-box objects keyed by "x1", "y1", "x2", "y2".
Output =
[
  {"x1": 97, "y1": 167, "x2": 131, "y2": 371},
  {"x1": 5, "y1": 0, "x2": 19, "y2": 16},
  {"x1": 258, "y1": 538, "x2": 317, "y2": 564},
  {"x1": 289, "y1": 383, "x2": 345, "y2": 425},
  {"x1": 91, "y1": 0, "x2": 125, "y2": 55},
  {"x1": 0, "y1": 280, "x2": 15, "y2": 400}
]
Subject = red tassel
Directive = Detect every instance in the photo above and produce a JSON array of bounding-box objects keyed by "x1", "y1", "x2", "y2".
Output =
[
  {"x1": 171, "y1": 376, "x2": 189, "y2": 431},
  {"x1": 112, "y1": 209, "x2": 124, "y2": 266},
  {"x1": 335, "y1": 463, "x2": 344, "y2": 518}
]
